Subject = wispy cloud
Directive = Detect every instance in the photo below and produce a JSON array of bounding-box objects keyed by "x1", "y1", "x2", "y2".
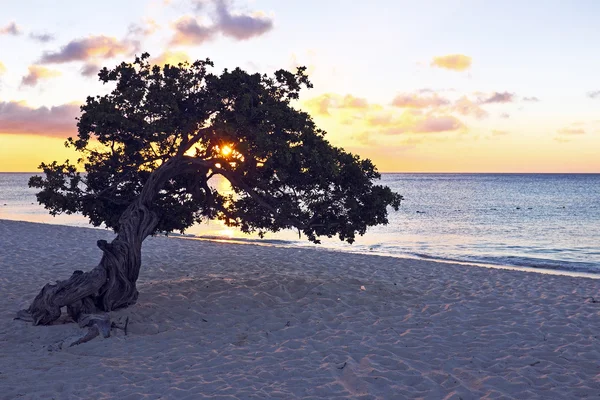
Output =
[
  {"x1": 491, "y1": 129, "x2": 509, "y2": 136},
  {"x1": 587, "y1": 90, "x2": 600, "y2": 99},
  {"x1": 170, "y1": 16, "x2": 215, "y2": 45},
  {"x1": 29, "y1": 32, "x2": 55, "y2": 43},
  {"x1": 523, "y1": 96, "x2": 540, "y2": 102},
  {"x1": 391, "y1": 93, "x2": 450, "y2": 109},
  {"x1": 0, "y1": 21, "x2": 21, "y2": 36},
  {"x1": 305, "y1": 93, "x2": 370, "y2": 115},
  {"x1": 214, "y1": 0, "x2": 273, "y2": 40},
  {"x1": 80, "y1": 63, "x2": 100, "y2": 77},
  {"x1": 128, "y1": 18, "x2": 160, "y2": 37},
  {"x1": 21, "y1": 65, "x2": 61, "y2": 87},
  {"x1": 479, "y1": 91, "x2": 515, "y2": 104},
  {"x1": 453, "y1": 96, "x2": 488, "y2": 119},
  {"x1": 170, "y1": 0, "x2": 273, "y2": 45},
  {"x1": 557, "y1": 127, "x2": 585, "y2": 135},
  {"x1": 0, "y1": 101, "x2": 79, "y2": 137},
  {"x1": 381, "y1": 115, "x2": 464, "y2": 135},
  {"x1": 363, "y1": 106, "x2": 464, "y2": 133},
  {"x1": 39, "y1": 36, "x2": 137, "y2": 64},
  {"x1": 430, "y1": 54, "x2": 471, "y2": 71},
  {"x1": 151, "y1": 50, "x2": 191, "y2": 66}
]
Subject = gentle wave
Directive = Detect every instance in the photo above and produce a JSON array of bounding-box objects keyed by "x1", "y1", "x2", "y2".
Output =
[{"x1": 2, "y1": 173, "x2": 599, "y2": 276}]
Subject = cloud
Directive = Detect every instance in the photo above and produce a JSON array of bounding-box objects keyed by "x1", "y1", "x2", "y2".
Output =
[
  {"x1": 340, "y1": 94, "x2": 369, "y2": 109},
  {"x1": 499, "y1": 113, "x2": 510, "y2": 119},
  {"x1": 523, "y1": 96, "x2": 540, "y2": 102},
  {"x1": 80, "y1": 63, "x2": 100, "y2": 77},
  {"x1": 0, "y1": 22, "x2": 21, "y2": 36},
  {"x1": 151, "y1": 50, "x2": 191, "y2": 66},
  {"x1": 289, "y1": 51, "x2": 317, "y2": 77},
  {"x1": 170, "y1": 0, "x2": 273, "y2": 45},
  {"x1": 0, "y1": 61, "x2": 6, "y2": 75},
  {"x1": 39, "y1": 35, "x2": 137, "y2": 64},
  {"x1": 479, "y1": 91, "x2": 515, "y2": 104},
  {"x1": 305, "y1": 93, "x2": 369, "y2": 116},
  {"x1": 554, "y1": 137, "x2": 572, "y2": 143},
  {"x1": 128, "y1": 18, "x2": 160, "y2": 37},
  {"x1": 29, "y1": 32, "x2": 55, "y2": 43},
  {"x1": 21, "y1": 65, "x2": 61, "y2": 86},
  {"x1": 305, "y1": 94, "x2": 333, "y2": 115},
  {"x1": 388, "y1": 115, "x2": 463, "y2": 134},
  {"x1": 214, "y1": 0, "x2": 273, "y2": 40},
  {"x1": 191, "y1": 0, "x2": 208, "y2": 11},
  {"x1": 391, "y1": 93, "x2": 450, "y2": 108},
  {"x1": 367, "y1": 112, "x2": 395, "y2": 126},
  {"x1": 0, "y1": 101, "x2": 79, "y2": 137},
  {"x1": 371, "y1": 112, "x2": 464, "y2": 135},
  {"x1": 453, "y1": 96, "x2": 488, "y2": 119},
  {"x1": 587, "y1": 90, "x2": 600, "y2": 99},
  {"x1": 492, "y1": 129, "x2": 509, "y2": 136},
  {"x1": 170, "y1": 16, "x2": 216, "y2": 45},
  {"x1": 430, "y1": 54, "x2": 471, "y2": 71},
  {"x1": 557, "y1": 127, "x2": 585, "y2": 135}
]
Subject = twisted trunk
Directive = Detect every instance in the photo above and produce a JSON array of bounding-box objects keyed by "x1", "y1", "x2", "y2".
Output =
[{"x1": 19, "y1": 158, "x2": 183, "y2": 326}]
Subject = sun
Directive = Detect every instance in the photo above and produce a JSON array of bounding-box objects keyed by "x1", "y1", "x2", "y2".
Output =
[{"x1": 221, "y1": 145, "x2": 233, "y2": 156}]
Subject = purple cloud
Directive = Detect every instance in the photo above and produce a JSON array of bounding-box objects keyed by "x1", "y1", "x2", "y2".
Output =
[
  {"x1": 40, "y1": 36, "x2": 137, "y2": 64},
  {"x1": 29, "y1": 32, "x2": 55, "y2": 43},
  {"x1": 80, "y1": 63, "x2": 100, "y2": 77},
  {"x1": 383, "y1": 115, "x2": 464, "y2": 135},
  {"x1": 170, "y1": 0, "x2": 273, "y2": 45},
  {"x1": 479, "y1": 92, "x2": 515, "y2": 104},
  {"x1": 215, "y1": 0, "x2": 273, "y2": 40},
  {"x1": 0, "y1": 22, "x2": 21, "y2": 36},
  {"x1": 392, "y1": 93, "x2": 450, "y2": 109},
  {"x1": 170, "y1": 16, "x2": 216, "y2": 45},
  {"x1": 0, "y1": 102, "x2": 79, "y2": 137},
  {"x1": 20, "y1": 65, "x2": 61, "y2": 87}
]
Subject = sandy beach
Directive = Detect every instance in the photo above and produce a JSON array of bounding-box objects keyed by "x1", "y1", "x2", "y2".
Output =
[{"x1": 1, "y1": 219, "x2": 599, "y2": 399}]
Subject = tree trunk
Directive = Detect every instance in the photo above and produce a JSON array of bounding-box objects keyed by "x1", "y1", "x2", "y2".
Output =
[{"x1": 18, "y1": 159, "x2": 182, "y2": 326}]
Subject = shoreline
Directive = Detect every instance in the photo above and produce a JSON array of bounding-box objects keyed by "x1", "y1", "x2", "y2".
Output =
[
  {"x1": 2, "y1": 217, "x2": 598, "y2": 279},
  {"x1": 1, "y1": 219, "x2": 600, "y2": 398},
  {"x1": 180, "y1": 235, "x2": 600, "y2": 280}
]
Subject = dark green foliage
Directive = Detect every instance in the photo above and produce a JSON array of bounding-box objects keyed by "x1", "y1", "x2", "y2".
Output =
[{"x1": 30, "y1": 53, "x2": 402, "y2": 243}]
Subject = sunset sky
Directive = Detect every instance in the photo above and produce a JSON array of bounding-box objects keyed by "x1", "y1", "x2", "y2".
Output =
[{"x1": 1, "y1": 0, "x2": 599, "y2": 172}]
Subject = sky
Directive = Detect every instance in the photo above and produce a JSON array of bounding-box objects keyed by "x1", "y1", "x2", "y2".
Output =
[{"x1": 0, "y1": 0, "x2": 599, "y2": 172}]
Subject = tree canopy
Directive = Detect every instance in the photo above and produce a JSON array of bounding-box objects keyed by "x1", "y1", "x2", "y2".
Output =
[{"x1": 30, "y1": 53, "x2": 402, "y2": 244}]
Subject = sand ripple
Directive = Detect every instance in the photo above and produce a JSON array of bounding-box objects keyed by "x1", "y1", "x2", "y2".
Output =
[{"x1": 1, "y1": 220, "x2": 599, "y2": 399}]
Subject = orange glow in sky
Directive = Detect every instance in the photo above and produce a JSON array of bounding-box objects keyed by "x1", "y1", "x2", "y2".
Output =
[{"x1": 0, "y1": 1, "x2": 599, "y2": 173}]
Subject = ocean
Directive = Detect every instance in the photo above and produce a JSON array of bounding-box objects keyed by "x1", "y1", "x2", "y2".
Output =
[{"x1": 1, "y1": 172, "x2": 599, "y2": 274}]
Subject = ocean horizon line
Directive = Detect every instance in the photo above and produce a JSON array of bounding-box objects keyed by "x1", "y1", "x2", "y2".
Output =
[{"x1": 2, "y1": 171, "x2": 600, "y2": 175}]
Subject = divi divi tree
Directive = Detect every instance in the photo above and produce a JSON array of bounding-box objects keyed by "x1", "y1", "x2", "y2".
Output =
[{"x1": 20, "y1": 54, "x2": 402, "y2": 326}]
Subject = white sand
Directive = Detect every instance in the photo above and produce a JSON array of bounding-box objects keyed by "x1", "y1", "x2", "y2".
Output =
[{"x1": 0, "y1": 219, "x2": 599, "y2": 399}]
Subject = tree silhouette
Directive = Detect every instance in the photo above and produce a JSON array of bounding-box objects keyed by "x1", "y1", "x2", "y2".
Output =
[{"x1": 20, "y1": 53, "x2": 402, "y2": 326}]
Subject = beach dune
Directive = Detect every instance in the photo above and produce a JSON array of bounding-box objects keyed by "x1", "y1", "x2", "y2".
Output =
[{"x1": 1, "y1": 219, "x2": 599, "y2": 399}]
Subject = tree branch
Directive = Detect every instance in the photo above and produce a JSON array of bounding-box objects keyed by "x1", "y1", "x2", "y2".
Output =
[
  {"x1": 176, "y1": 126, "x2": 214, "y2": 157},
  {"x1": 180, "y1": 156, "x2": 308, "y2": 231}
]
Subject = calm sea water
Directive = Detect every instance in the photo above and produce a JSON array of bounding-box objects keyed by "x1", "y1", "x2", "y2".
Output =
[{"x1": 1, "y1": 173, "x2": 599, "y2": 274}]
